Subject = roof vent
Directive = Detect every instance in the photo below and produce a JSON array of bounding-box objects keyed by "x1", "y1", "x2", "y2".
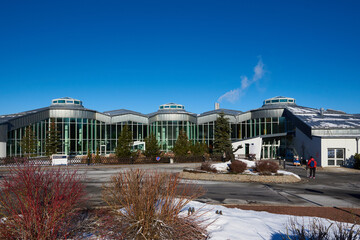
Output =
[{"x1": 215, "y1": 102, "x2": 220, "y2": 110}]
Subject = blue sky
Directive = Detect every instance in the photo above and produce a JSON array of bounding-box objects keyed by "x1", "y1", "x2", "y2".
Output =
[{"x1": 0, "y1": 0, "x2": 359, "y2": 115}]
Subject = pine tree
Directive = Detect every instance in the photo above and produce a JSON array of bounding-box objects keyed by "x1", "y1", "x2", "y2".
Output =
[
  {"x1": 45, "y1": 120, "x2": 60, "y2": 156},
  {"x1": 94, "y1": 148, "x2": 101, "y2": 163},
  {"x1": 191, "y1": 141, "x2": 208, "y2": 156},
  {"x1": 144, "y1": 133, "x2": 160, "y2": 158},
  {"x1": 213, "y1": 112, "x2": 232, "y2": 154},
  {"x1": 115, "y1": 125, "x2": 133, "y2": 158},
  {"x1": 172, "y1": 130, "x2": 191, "y2": 156},
  {"x1": 20, "y1": 126, "x2": 37, "y2": 157}
]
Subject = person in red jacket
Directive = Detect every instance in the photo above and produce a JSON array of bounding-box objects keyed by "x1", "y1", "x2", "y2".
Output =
[{"x1": 307, "y1": 156, "x2": 317, "y2": 179}]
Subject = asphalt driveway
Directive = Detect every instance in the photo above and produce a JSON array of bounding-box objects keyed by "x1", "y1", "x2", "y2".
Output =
[{"x1": 74, "y1": 162, "x2": 360, "y2": 208}]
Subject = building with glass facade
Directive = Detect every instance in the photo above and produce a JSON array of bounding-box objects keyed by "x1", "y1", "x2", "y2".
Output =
[{"x1": 1, "y1": 96, "x2": 360, "y2": 167}]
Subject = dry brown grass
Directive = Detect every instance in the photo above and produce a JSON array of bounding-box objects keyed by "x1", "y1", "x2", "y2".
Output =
[{"x1": 101, "y1": 169, "x2": 208, "y2": 239}]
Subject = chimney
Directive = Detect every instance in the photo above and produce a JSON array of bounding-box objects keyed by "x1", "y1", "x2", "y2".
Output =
[
  {"x1": 320, "y1": 108, "x2": 324, "y2": 116},
  {"x1": 215, "y1": 102, "x2": 220, "y2": 110}
]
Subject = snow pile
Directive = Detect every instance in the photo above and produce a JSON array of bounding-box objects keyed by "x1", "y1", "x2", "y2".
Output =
[
  {"x1": 210, "y1": 159, "x2": 300, "y2": 179},
  {"x1": 235, "y1": 158, "x2": 256, "y2": 168},
  {"x1": 184, "y1": 201, "x2": 344, "y2": 240},
  {"x1": 210, "y1": 159, "x2": 255, "y2": 172},
  {"x1": 277, "y1": 170, "x2": 301, "y2": 179},
  {"x1": 210, "y1": 161, "x2": 230, "y2": 172}
]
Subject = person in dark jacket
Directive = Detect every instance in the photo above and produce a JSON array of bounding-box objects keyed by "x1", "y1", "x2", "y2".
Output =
[{"x1": 307, "y1": 156, "x2": 317, "y2": 179}]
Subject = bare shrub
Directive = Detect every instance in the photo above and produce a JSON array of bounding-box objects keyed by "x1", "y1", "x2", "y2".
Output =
[
  {"x1": 282, "y1": 217, "x2": 332, "y2": 240},
  {"x1": 229, "y1": 160, "x2": 247, "y2": 173},
  {"x1": 255, "y1": 160, "x2": 279, "y2": 173},
  {"x1": 0, "y1": 163, "x2": 85, "y2": 239},
  {"x1": 333, "y1": 221, "x2": 360, "y2": 240},
  {"x1": 102, "y1": 169, "x2": 208, "y2": 239},
  {"x1": 282, "y1": 217, "x2": 360, "y2": 240},
  {"x1": 201, "y1": 161, "x2": 217, "y2": 173}
]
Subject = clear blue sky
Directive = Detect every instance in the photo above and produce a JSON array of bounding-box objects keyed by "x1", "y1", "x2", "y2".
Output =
[{"x1": 0, "y1": 0, "x2": 359, "y2": 115}]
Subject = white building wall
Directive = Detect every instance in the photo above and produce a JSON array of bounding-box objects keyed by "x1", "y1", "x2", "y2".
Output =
[
  {"x1": 293, "y1": 128, "x2": 322, "y2": 166},
  {"x1": 320, "y1": 138, "x2": 358, "y2": 167},
  {"x1": 232, "y1": 137, "x2": 262, "y2": 160},
  {"x1": 0, "y1": 142, "x2": 6, "y2": 158}
]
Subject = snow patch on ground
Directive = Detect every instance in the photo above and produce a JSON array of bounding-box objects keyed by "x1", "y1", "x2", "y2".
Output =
[
  {"x1": 210, "y1": 159, "x2": 300, "y2": 179},
  {"x1": 277, "y1": 170, "x2": 301, "y2": 179},
  {"x1": 184, "y1": 201, "x2": 349, "y2": 240}
]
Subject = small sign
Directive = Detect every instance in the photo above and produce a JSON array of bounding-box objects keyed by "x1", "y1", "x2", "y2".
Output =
[
  {"x1": 52, "y1": 154, "x2": 68, "y2": 166},
  {"x1": 156, "y1": 157, "x2": 161, "y2": 161}
]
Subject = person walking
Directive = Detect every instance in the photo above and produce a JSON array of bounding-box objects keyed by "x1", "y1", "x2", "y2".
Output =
[{"x1": 307, "y1": 156, "x2": 317, "y2": 179}]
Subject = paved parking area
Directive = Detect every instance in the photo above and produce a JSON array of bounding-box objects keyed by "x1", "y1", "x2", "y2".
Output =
[
  {"x1": 1, "y1": 162, "x2": 359, "y2": 208},
  {"x1": 76, "y1": 162, "x2": 360, "y2": 208}
]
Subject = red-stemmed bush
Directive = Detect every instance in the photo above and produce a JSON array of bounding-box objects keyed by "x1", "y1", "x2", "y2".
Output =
[
  {"x1": 254, "y1": 160, "x2": 279, "y2": 173},
  {"x1": 229, "y1": 160, "x2": 247, "y2": 173},
  {"x1": 0, "y1": 163, "x2": 85, "y2": 239}
]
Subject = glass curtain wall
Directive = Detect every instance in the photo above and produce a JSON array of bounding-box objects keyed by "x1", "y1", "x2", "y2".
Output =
[
  {"x1": 149, "y1": 121, "x2": 196, "y2": 151},
  {"x1": 197, "y1": 121, "x2": 215, "y2": 148},
  {"x1": 235, "y1": 117, "x2": 293, "y2": 139},
  {"x1": 7, "y1": 119, "x2": 48, "y2": 157},
  {"x1": 197, "y1": 117, "x2": 294, "y2": 148},
  {"x1": 6, "y1": 116, "x2": 295, "y2": 157},
  {"x1": 6, "y1": 118, "x2": 148, "y2": 157}
]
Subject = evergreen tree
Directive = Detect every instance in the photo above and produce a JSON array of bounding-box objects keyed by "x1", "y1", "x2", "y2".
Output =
[
  {"x1": 172, "y1": 130, "x2": 191, "y2": 156},
  {"x1": 20, "y1": 126, "x2": 37, "y2": 157},
  {"x1": 115, "y1": 125, "x2": 133, "y2": 158},
  {"x1": 87, "y1": 148, "x2": 92, "y2": 159},
  {"x1": 191, "y1": 141, "x2": 208, "y2": 156},
  {"x1": 213, "y1": 112, "x2": 232, "y2": 154},
  {"x1": 144, "y1": 133, "x2": 160, "y2": 158},
  {"x1": 94, "y1": 147, "x2": 101, "y2": 163},
  {"x1": 45, "y1": 120, "x2": 60, "y2": 156}
]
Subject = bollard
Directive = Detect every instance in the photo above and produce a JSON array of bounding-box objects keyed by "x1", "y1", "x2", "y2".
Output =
[
  {"x1": 170, "y1": 158, "x2": 174, "y2": 164},
  {"x1": 87, "y1": 157, "x2": 90, "y2": 166},
  {"x1": 283, "y1": 159, "x2": 286, "y2": 169}
]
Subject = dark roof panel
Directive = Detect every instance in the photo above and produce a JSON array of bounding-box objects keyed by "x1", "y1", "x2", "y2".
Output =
[
  {"x1": 147, "y1": 109, "x2": 197, "y2": 118},
  {"x1": 104, "y1": 109, "x2": 148, "y2": 117},
  {"x1": 198, "y1": 108, "x2": 242, "y2": 117}
]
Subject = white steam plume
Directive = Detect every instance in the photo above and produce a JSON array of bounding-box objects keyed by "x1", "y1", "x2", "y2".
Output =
[{"x1": 217, "y1": 58, "x2": 265, "y2": 103}]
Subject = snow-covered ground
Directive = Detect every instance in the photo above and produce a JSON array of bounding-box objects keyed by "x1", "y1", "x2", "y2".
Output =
[
  {"x1": 210, "y1": 159, "x2": 301, "y2": 179},
  {"x1": 184, "y1": 201, "x2": 358, "y2": 240}
]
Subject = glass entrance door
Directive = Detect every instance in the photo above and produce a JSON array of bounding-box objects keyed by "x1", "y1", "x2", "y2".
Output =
[
  {"x1": 327, "y1": 148, "x2": 344, "y2": 166},
  {"x1": 100, "y1": 145, "x2": 106, "y2": 155}
]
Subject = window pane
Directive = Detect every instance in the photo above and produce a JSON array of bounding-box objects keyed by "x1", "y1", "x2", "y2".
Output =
[
  {"x1": 328, "y1": 160, "x2": 335, "y2": 165},
  {"x1": 328, "y1": 149, "x2": 335, "y2": 158},
  {"x1": 336, "y1": 149, "x2": 344, "y2": 158},
  {"x1": 336, "y1": 160, "x2": 344, "y2": 166}
]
